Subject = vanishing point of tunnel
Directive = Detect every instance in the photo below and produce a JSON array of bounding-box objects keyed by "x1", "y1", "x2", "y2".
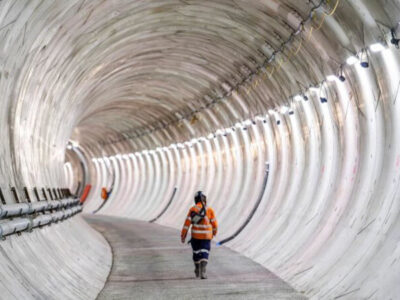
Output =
[{"x1": 0, "y1": 0, "x2": 399, "y2": 299}]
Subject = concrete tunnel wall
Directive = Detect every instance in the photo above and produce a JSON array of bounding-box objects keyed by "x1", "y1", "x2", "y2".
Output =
[{"x1": 1, "y1": 0, "x2": 400, "y2": 299}]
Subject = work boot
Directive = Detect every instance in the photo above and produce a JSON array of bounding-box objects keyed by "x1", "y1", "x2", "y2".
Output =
[
  {"x1": 200, "y1": 261, "x2": 207, "y2": 279},
  {"x1": 194, "y1": 263, "x2": 200, "y2": 278}
]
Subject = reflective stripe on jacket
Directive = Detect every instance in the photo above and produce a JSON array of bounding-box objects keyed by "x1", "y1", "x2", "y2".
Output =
[{"x1": 181, "y1": 203, "x2": 218, "y2": 240}]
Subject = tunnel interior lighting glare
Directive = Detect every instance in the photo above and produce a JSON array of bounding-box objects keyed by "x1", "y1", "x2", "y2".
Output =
[
  {"x1": 268, "y1": 109, "x2": 275, "y2": 114},
  {"x1": 216, "y1": 129, "x2": 224, "y2": 136},
  {"x1": 346, "y1": 56, "x2": 359, "y2": 65},
  {"x1": 225, "y1": 128, "x2": 233, "y2": 134},
  {"x1": 129, "y1": 154, "x2": 135, "y2": 158},
  {"x1": 309, "y1": 87, "x2": 319, "y2": 93},
  {"x1": 207, "y1": 133, "x2": 214, "y2": 139},
  {"x1": 66, "y1": 145, "x2": 72, "y2": 150},
  {"x1": 280, "y1": 106, "x2": 289, "y2": 114},
  {"x1": 243, "y1": 119, "x2": 252, "y2": 126},
  {"x1": 369, "y1": 42, "x2": 385, "y2": 52},
  {"x1": 91, "y1": 158, "x2": 97, "y2": 162},
  {"x1": 294, "y1": 95, "x2": 303, "y2": 102},
  {"x1": 123, "y1": 154, "x2": 129, "y2": 159},
  {"x1": 235, "y1": 122, "x2": 242, "y2": 128},
  {"x1": 327, "y1": 75, "x2": 337, "y2": 81}
]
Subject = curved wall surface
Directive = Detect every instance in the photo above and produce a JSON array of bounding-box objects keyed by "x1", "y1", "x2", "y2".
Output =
[{"x1": 1, "y1": 0, "x2": 400, "y2": 299}]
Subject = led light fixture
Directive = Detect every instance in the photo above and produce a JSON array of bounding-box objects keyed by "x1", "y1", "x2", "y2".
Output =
[
  {"x1": 327, "y1": 75, "x2": 337, "y2": 81},
  {"x1": 369, "y1": 42, "x2": 385, "y2": 52},
  {"x1": 280, "y1": 106, "x2": 289, "y2": 114},
  {"x1": 346, "y1": 56, "x2": 358, "y2": 65},
  {"x1": 294, "y1": 95, "x2": 303, "y2": 102}
]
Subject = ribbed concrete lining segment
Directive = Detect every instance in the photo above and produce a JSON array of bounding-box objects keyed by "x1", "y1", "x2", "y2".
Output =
[
  {"x1": 0, "y1": 217, "x2": 111, "y2": 299},
  {"x1": 1, "y1": 0, "x2": 400, "y2": 299}
]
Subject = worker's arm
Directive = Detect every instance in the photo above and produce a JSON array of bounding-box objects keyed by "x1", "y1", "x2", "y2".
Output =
[
  {"x1": 181, "y1": 209, "x2": 192, "y2": 243},
  {"x1": 210, "y1": 208, "x2": 218, "y2": 237}
]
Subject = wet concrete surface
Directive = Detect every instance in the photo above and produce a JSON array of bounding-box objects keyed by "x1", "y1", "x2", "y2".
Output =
[{"x1": 85, "y1": 215, "x2": 307, "y2": 300}]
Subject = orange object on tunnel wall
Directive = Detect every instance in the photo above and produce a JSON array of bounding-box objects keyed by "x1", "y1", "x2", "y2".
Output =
[
  {"x1": 80, "y1": 184, "x2": 92, "y2": 203},
  {"x1": 101, "y1": 187, "x2": 108, "y2": 200}
]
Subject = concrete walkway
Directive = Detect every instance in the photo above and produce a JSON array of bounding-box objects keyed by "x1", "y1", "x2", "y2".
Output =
[{"x1": 85, "y1": 215, "x2": 307, "y2": 300}]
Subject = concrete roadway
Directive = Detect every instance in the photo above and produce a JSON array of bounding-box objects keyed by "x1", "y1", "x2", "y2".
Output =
[{"x1": 85, "y1": 215, "x2": 307, "y2": 300}]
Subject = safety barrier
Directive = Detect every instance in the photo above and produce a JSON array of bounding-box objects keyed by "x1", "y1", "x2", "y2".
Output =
[{"x1": 0, "y1": 187, "x2": 82, "y2": 240}]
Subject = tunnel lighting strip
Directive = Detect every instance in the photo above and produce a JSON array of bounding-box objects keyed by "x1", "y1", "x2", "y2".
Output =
[{"x1": 90, "y1": 39, "x2": 392, "y2": 161}]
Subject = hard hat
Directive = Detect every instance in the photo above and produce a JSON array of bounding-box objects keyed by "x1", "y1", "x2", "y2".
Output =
[{"x1": 194, "y1": 191, "x2": 206, "y2": 203}]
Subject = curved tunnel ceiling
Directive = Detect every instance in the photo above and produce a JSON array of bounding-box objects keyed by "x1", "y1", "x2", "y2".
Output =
[{"x1": 1, "y1": 0, "x2": 400, "y2": 299}]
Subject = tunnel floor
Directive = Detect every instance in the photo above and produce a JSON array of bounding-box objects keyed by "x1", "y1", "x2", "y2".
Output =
[{"x1": 84, "y1": 215, "x2": 306, "y2": 299}]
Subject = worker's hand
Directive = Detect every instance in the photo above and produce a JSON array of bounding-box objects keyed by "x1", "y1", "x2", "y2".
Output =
[{"x1": 181, "y1": 236, "x2": 186, "y2": 243}]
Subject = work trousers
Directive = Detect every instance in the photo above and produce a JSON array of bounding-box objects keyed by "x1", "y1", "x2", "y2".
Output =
[{"x1": 191, "y1": 238, "x2": 211, "y2": 263}]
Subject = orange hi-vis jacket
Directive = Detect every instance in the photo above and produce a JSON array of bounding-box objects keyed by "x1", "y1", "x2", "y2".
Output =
[{"x1": 181, "y1": 203, "x2": 218, "y2": 240}]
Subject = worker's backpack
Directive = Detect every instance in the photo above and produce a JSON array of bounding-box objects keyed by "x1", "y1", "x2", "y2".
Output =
[{"x1": 190, "y1": 202, "x2": 206, "y2": 224}]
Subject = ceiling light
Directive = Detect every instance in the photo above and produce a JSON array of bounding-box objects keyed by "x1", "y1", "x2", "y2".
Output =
[
  {"x1": 327, "y1": 75, "x2": 337, "y2": 81},
  {"x1": 369, "y1": 42, "x2": 385, "y2": 52},
  {"x1": 346, "y1": 56, "x2": 359, "y2": 65},
  {"x1": 243, "y1": 119, "x2": 252, "y2": 126},
  {"x1": 294, "y1": 95, "x2": 303, "y2": 102},
  {"x1": 280, "y1": 106, "x2": 289, "y2": 114}
]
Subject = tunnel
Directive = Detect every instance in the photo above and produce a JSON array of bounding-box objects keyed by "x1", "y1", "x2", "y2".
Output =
[{"x1": 1, "y1": 0, "x2": 400, "y2": 299}]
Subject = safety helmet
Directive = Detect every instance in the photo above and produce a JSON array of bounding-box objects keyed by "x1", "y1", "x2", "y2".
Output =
[{"x1": 194, "y1": 191, "x2": 206, "y2": 204}]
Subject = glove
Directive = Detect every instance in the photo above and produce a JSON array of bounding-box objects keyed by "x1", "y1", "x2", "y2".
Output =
[{"x1": 181, "y1": 236, "x2": 186, "y2": 243}]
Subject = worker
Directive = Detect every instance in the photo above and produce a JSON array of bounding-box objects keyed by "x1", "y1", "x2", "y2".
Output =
[{"x1": 181, "y1": 191, "x2": 218, "y2": 279}]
